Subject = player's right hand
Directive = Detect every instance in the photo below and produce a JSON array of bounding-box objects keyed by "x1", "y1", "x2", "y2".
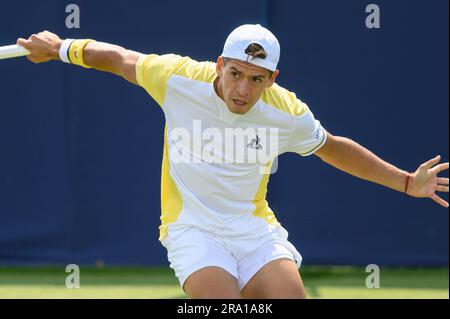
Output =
[{"x1": 17, "y1": 31, "x2": 62, "y2": 64}]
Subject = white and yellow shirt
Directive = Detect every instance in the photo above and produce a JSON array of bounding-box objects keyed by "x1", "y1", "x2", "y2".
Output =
[{"x1": 136, "y1": 54, "x2": 327, "y2": 241}]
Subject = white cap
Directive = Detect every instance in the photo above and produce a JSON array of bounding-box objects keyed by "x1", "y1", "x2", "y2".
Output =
[{"x1": 221, "y1": 24, "x2": 280, "y2": 72}]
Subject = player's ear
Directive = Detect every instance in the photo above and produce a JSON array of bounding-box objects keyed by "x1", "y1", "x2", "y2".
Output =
[
  {"x1": 266, "y1": 69, "x2": 279, "y2": 88},
  {"x1": 216, "y1": 56, "x2": 224, "y2": 77}
]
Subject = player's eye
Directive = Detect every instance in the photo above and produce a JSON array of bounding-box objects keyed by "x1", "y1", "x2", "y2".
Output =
[
  {"x1": 231, "y1": 71, "x2": 240, "y2": 78},
  {"x1": 253, "y1": 77, "x2": 263, "y2": 83}
]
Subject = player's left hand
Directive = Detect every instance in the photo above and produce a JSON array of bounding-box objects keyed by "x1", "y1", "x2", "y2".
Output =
[{"x1": 407, "y1": 155, "x2": 449, "y2": 208}]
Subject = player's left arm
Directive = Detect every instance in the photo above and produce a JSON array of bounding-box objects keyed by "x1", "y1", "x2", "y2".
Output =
[{"x1": 314, "y1": 132, "x2": 449, "y2": 208}]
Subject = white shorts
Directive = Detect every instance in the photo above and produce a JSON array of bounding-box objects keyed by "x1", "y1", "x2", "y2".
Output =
[{"x1": 160, "y1": 224, "x2": 302, "y2": 291}]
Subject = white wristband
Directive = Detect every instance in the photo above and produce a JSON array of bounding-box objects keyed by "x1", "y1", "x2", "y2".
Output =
[{"x1": 59, "y1": 39, "x2": 75, "y2": 63}]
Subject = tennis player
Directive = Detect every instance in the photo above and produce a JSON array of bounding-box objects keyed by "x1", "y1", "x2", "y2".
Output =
[{"x1": 17, "y1": 25, "x2": 449, "y2": 299}]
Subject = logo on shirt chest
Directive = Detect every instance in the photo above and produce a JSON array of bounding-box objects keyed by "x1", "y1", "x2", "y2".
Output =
[{"x1": 247, "y1": 135, "x2": 263, "y2": 150}]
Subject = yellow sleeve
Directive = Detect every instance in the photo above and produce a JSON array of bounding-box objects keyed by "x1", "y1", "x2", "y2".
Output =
[
  {"x1": 261, "y1": 83, "x2": 327, "y2": 156},
  {"x1": 261, "y1": 83, "x2": 308, "y2": 117},
  {"x1": 135, "y1": 54, "x2": 216, "y2": 106}
]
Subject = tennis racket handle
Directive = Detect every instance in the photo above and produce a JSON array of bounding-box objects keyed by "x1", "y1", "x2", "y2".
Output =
[{"x1": 0, "y1": 45, "x2": 31, "y2": 60}]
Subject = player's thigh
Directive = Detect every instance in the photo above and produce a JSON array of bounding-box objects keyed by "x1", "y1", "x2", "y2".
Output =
[
  {"x1": 240, "y1": 258, "x2": 307, "y2": 299},
  {"x1": 162, "y1": 225, "x2": 240, "y2": 298},
  {"x1": 184, "y1": 266, "x2": 241, "y2": 299}
]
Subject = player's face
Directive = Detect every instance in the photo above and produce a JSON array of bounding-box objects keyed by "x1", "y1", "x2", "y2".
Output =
[{"x1": 216, "y1": 57, "x2": 279, "y2": 114}]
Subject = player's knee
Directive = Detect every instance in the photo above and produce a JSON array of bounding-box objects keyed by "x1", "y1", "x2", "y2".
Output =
[{"x1": 184, "y1": 268, "x2": 241, "y2": 299}]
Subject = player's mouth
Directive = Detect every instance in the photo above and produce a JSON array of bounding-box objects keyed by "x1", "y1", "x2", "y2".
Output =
[{"x1": 232, "y1": 99, "x2": 247, "y2": 106}]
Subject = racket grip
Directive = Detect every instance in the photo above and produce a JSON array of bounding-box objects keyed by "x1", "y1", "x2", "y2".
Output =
[{"x1": 0, "y1": 45, "x2": 31, "y2": 60}]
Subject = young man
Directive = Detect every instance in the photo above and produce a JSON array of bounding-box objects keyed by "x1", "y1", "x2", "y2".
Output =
[{"x1": 17, "y1": 25, "x2": 448, "y2": 299}]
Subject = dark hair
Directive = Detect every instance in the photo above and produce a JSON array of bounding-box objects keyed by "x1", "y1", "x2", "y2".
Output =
[
  {"x1": 223, "y1": 43, "x2": 274, "y2": 77},
  {"x1": 245, "y1": 43, "x2": 268, "y2": 59}
]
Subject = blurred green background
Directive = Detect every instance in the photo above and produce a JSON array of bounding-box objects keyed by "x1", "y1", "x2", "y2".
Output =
[{"x1": 0, "y1": 266, "x2": 447, "y2": 299}]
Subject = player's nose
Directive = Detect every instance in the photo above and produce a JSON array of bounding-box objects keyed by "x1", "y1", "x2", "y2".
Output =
[{"x1": 236, "y1": 79, "x2": 250, "y2": 98}]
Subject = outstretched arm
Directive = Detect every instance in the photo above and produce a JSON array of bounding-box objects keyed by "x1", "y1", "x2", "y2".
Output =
[
  {"x1": 314, "y1": 132, "x2": 449, "y2": 208},
  {"x1": 17, "y1": 31, "x2": 142, "y2": 85}
]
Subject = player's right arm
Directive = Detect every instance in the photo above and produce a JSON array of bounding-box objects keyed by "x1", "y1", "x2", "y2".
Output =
[{"x1": 17, "y1": 31, "x2": 142, "y2": 85}]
